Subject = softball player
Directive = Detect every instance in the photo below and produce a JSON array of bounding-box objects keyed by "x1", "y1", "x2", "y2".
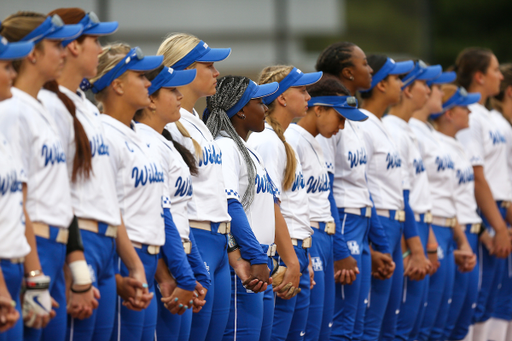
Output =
[
  {"x1": 203, "y1": 75, "x2": 279, "y2": 341},
  {"x1": 315, "y1": 43, "x2": 393, "y2": 341},
  {"x1": 248, "y1": 65, "x2": 322, "y2": 341},
  {"x1": 0, "y1": 12, "x2": 96, "y2": 341},
  {"x1": 291, "y1": 76, "x2": 368, "y2": 341},
  {"x1": 133, "y1": 65, "x2": 211, "y2": 341},
  {"x1": 454, "y1": 48, "x2": 512, "y2": 341},
  {"x1": 382, "y1": 60, "x2": 445, "y2": 341},
  {"x1": 430, "y1": 85, "x2": 481, "y2": 341},
  {"x1": 0, "y1": 35, "x2": 34, "y2": 340},
  {"x1": 89, "y1": 44, "x2": 165, "y2": 341}
]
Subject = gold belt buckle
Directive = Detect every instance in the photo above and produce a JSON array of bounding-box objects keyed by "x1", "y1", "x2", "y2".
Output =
[
  {"x1": 425, "y1": 212, "x2": 433, "y2": 224},
  {"x1": 396, "y1": 211, "x2": 406, "y2": 222},
  {"x1": 365, "y1": 207, "x2": 372, "y2": 218},
  {"x1": 147, "y1": 245, "x2": 160, "y2": 255},
  {"x1": 267, "y1": 244, "x2": 277, "y2": 257},
  {"x1": 302, "y1": 237, "x2": 312, "y2": 249},
  {"x1": 470, "y1": 223, "x2": 481, "y2": 234},
  {"x1": 56, "y1": 228, "x2": 69, "y2": 244},
  {"x1": 105, "y1": 225, "x2": 118, "y2": 238},
  {"x1": 182, "y1": 240, "x2": 192, "y2": 254},
  {"x1": 218, "y1": 222, "x2": 230, "y2": 234},
  {"x1": 325, "y1": 221, "x2": 336, "y2": 235}
]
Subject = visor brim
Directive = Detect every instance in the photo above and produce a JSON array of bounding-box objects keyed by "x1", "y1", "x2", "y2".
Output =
[
  {"x1": 0, "y1": 41, "x2": 34, "y2": 60},
  {"x1": 46, "y1": 24, "x2": 83, "y2": 41},
  {"x1": 252, "y1": 82, "x2": 279, "y2": 99},
  {"x1": 196, "y1": 48, "x2": 232, "y2": 63},
  {"x1": 292, "y1": 71, "x2": 323, "y2": 87},
  {"x1": 390, "y1": 60, "x2": 414, "y2": 75},
  {"x1": 333, "y1": 107, "x2": 368, "y2": 122},
  {"x1": 416, "y1": 65, "x2": 442, "y2": 81},
  {"x1": 83, "y1": 21, "x2": 119, "y2": 36},
  {"x1": 161, "y1": 69, "x2": 197, "y2": 88},
  {"x1": 128, "y1": 55, "x2": 164, "y2": 72}
]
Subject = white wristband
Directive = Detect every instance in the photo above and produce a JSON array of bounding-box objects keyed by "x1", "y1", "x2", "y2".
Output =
[{"x1": 69, "y1": 260, "x2": 92, "y2": 285}]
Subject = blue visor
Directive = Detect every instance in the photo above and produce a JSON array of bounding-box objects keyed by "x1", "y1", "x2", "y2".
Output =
[
  {"x1": 361, "y1": 58, "x2": 414, "y2": 93},
  {"x1": 91, "y1": 47, "x2": 163, "y2": 94},
  {"x1": 172, "y1": 40, "x2": 231, "y2": 70},
  {"x1": 225, "y1": 81, "x2": 279, "y2": 118},
  {"x1": 262, "y1": 67, "x2": 322, "y2": 105},
  {"x1": 401, "y1": 60, "x2": 442, "y2": 89},
  {"x1": 148, "y1": 67, "x2": 197, "y2": 95},
  {"x1": 0, "y1": 36, "x2": 34, "y2": 60},
  {"x1": 430, "y1": 87, "x2": 481, "y2": 119},
  {"x1": 62, "y1": 12, "x2": 118, "y2": 46},
  {"x1": 20, "y1": 15, "x2": 83, "y2": 44},
  {"x1": 426, "y1": 71, "x2": 456, "y2": 86},
  {"x1": 308, "y1": 96, "x2": 368, "y2": 121}
]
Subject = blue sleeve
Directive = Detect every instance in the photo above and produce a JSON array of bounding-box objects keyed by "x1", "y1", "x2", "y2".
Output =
[
  {"x1": 368, "y1": 195, "x2": 391, "y2": 254},
  {"x1": 187, "y1": 229, "x2": 211, "y2": 290},
  {"x1": 162, "y1": 208, "x2": 197, "y2": 291},
  {"x1": 403, "y1": 189, "x2": 419, "y2": 239},
  {"x1": 227, "y1": 198, "x2": 268, "y2": 265},
  {"x1": 329, "y1": 173, "x2": 351, "y2": 261}
]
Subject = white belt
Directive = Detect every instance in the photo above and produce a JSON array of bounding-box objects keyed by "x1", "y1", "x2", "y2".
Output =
[
  {"x1": 1, "y1": 257, "x2": 25, "y2": 264},
  {"x1": 78, "y1": 218, "x2": 118, "y2": 238},
  {"x1": 189, "y1": 220, "x2": 231, "y2": 234},
  {"x1": 131, "y1": 241, "x2": 161, "y2": 255},
  {"x1": 291, "y1": 237, "x2": 312, "y2": 249},
  {"x1": 266, "y1": 244, "x2": 277, "y2": 257},
  {"x1": 414, "y1": 212, "x2": 433, "y2": 224},
  {"x1": 431, "y1": 216, "x2": 457, "y2": 228},
  {"x1": 343, "y1": 206, "x2": 372, "y2": 218},
  {"x1": 311, "y1": 221, "x2": 336, "y2": 235},
  {"x1": 182, "y1": 239, "x2": 192, "y2": 255},
  {"x1": 32, "y1": 222, "x2": 69, "y2": 244},
  {"x1": 376, "y1": 209, "x2": 406, "y2": 222}
]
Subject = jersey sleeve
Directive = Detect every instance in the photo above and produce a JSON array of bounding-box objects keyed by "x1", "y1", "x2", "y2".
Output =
[
  {"x1": 456, "y1": 116, "x2": 484, "y2": 167},
  {"x1": 317, "y1": 134, "x2": 337, "y2": 174}
]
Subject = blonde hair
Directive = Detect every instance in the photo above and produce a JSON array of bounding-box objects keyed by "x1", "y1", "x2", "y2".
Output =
[
  {"x1": 440, "y1": 84, "x2": 459, "y2": 105},
  {"x1": 90, "y1": 43, "x2": 131, "y2": 106},
  {"x1": 258, "y1": 65, "x2": 297, "y2": 191},
  {"x1": 157, "y1": 33, "x2": 202, "y2": 157}
]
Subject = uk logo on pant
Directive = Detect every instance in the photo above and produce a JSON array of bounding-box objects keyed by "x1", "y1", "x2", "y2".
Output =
[
  {"x1": 347, "y1": 240, "x2": 360, "y2": 255},
  {"x1": 312, "y1": 257, "x2": 323, "y2": 271}
]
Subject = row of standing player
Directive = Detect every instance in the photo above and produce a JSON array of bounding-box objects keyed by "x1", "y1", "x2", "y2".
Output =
[{"x1": 0, "y1": 7, "x2": 511, "y2": 341}]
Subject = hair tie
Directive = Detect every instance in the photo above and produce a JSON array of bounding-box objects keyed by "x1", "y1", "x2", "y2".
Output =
[{"x1": 80, "y1": 78, "x2": 92, "y2": 91}]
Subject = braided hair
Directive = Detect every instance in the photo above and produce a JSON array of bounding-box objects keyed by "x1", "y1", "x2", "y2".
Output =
[
  {"x1": 315, "y1": 42, "x2": 356, "y2": 77},
  {"x1": 204, "y1": 76, "x2": 257, "y2": 208}
]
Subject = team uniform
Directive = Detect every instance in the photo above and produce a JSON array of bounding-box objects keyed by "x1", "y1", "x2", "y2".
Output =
[
  {"x1": 0, "y1": 88, "x2": 74, "y2": 341},
  {"x1": 248, "y1": 122, "x2": 313, "y2": 341},
  {"x1": 438, "y1": 134, "x2": 481, "y2": 341},
  {"x1": 166, "y1": 108, "x2": 232, "y2": 341},
  {"x1": 100, "y1": 115, "x2": 165, "y2": 341},
  {"x1": 409, "y1": 118, "x2": 457, "y2": 341},
  {"x1": 456, "y1": 103, "x2": 512, "y2": 333},
  {"x1": 358, "y1": 109, "x2": 405, "y2": 341},
  {"x1": 38, "y1": 86, "x2": 120, "y2": 341},
  {"x1": 382, "y1": 114, "x2": 433, "y2": 341}
]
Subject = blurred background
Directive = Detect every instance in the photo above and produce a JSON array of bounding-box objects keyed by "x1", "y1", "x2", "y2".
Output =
[{"x1": 2, "y1": 0, "x2": 511, "y2": 106}]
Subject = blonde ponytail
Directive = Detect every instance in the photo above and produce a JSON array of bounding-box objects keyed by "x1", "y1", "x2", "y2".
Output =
[
  {"x1": 175, "y1": 121, "x2": 202, "y2": 159},
  {"x1": 258, "y1": 65, "x2": 297, "y2": 191}
]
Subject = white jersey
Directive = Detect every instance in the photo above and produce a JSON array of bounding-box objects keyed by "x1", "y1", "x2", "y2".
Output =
[
  {"x1": 410, "y1": 118, "x2": 456, "y2": 218},
  {"x1": 101, "y1": 115, "x2": 165, "y2": 245},
  {"x1": 0, "y1": 88, "x2": 73, "y2": 228},
  {"x1": 382, "y1": 115, "x2": 432, "y2": 214},
  {"x1": 490, "y1": 109, "x2": 512, "y2": 188},
  {"x1": 165, "y1": 108, "x2": 230, "y2": 223},
  {"x1": 439, "y1": 134, "x2": 481, "y2": 225},
  {"x1": 216, "y1": 132, "x2": 275, "y2": 245},
  {"x1": 248, "y1": 123, "x2": 313, "y2": 240},
  {"x1": 38, "y1": 87, "x2": 120, "y2": 227},
  {"x1": 456, "y1": 104, "x2": 512, "y2": 201},
  {"x1": 359, "y1": 109, "x2": 404, "y2": 210},
  {"x1": 316, "y1": 121, "x2": 372, "y2": 209},
  {"x1": 285, "y1": 124, "x2": 333, "y2": 223},
  {"x1": 0, "y1": 133, "x2": 30, "y2": 258},
  {"x1": 137, "y1": 123, "x2": 192, "y2": 240}
]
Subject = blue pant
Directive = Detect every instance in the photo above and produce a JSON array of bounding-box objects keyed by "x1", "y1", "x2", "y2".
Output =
[
  {"x1": 155, "y1": 288, "x2": 192, "y2": 341},
  {"x1": 111, "y1": 246, "x2": 159, "y2": 341},
  {"x1": 67, "y1": 229, "x2": 117, "y2": 341},
  {"x1": 396, "y1": 219, "x2": 430, "y2": 341},
  {"x1": 260, "y1": 282, "x2": 275, "y2": 341},
  {"x1": 305, "y1": 225, "x2": 334, "y2": 341},
  {"x1": 418, "y1": 224, "x2": 455, "y2": 341},
  {"x1": 363, "y1": 214, "x2": 403, "y2": 341},
  {"x1": 492, "y1": 254, "x2": 512, "y2": 321},
  {"x1": 473, "y1": 204, "x2": 508, "y2": 324},
  {"x1": 189, "y1": 227, "x2": 230, "y2": 341},
  {"x1": 444, "y1": 229, "x2": 479, "y2": 340},
  {"x1": 0, "y1": 260, "x2": 23, "y2": 341},
  {"x1": 271, "y1": 243, "x2": 310, "y2": 341},
  {"x1": 331, "y1": 210, "x2": 371, "y2": 341},
  {"x1": 24, "y1": 228, "x2": 67, "y2": 341}
]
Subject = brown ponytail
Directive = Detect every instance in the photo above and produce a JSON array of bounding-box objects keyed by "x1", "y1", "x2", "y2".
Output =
[
  {"x1": 43, "y1": 81, "x2": 92, "y2": 182},
  {"x1": 258, "y1": 65, "x2": 297, "y2": 191}
]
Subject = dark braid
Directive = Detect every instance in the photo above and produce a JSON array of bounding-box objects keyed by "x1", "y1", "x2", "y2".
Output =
[
  {"x1": 315, "y1": 42, "x2": 356, "y2": 77},
  {"x1": 359, "y1": 54, "x2": 389, "y2": 100},
  {"x1": 205, "y1": 76, "x2": 257, "y2": 208}
]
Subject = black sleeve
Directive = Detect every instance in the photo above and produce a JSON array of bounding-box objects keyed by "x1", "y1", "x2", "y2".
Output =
[{"x1": 66, "y1": 215, "x2": 85, "y2": 255}]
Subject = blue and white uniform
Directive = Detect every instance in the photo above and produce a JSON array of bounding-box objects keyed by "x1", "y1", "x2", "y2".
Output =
[
  {"x1": 248, "y1": 123, "x2": 313, "y2": 341},
  {"x1": 101, "y1": 115, "x2": 165, "y2": 341},
  {"x1": 0, "y1": 88, "x2": 74, "y2": 341},
  {"x1": 286, "y1": 124, "x2": 335, "y2": 341},
  {"x1": 217, "y1": 132, "x2": 276, "y2": 341},
  {"x1": 410, "y1": 117, "x2": 457, "y2": 341},
  {"x1": 382, "y1": 114, "x2": 433, "y2": 341},
  {"x1": 166, "y1": 108, "x2": 232, "y2": 341},
  {"x1": 456, "y1": 103, "x2": 512, "y2": 326},
  {"x1": 359, "y1": 109, "x2": 405, "y2": 341},
  {"x1": 38, "y1": 87, "x2": 120, "y2": 341},
  {"x1": 439, "y1": 133, "x2": 481, "y2": 341}
]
